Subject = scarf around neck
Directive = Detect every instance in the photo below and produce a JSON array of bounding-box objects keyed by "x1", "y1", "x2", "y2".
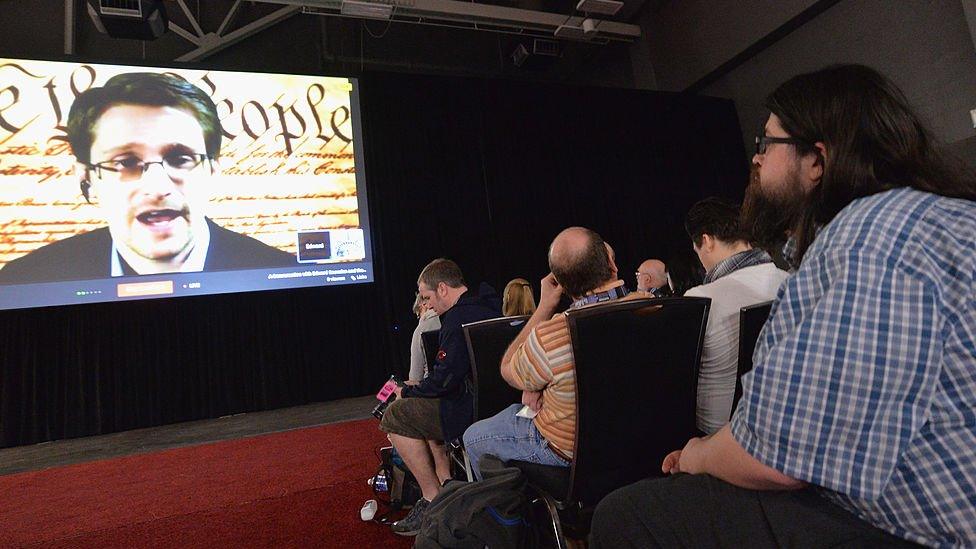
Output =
[{"x1": 703, "y1": 248, "x2": 773, "y2": 285}]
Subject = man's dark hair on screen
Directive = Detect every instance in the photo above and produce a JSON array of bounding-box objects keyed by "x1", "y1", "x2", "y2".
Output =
[
  {"x1": 66, "y1": 72, "x2": 222, "y2": 166},
  {"x1": 765, "y1": 63, "x2": 976, "y2": 263}
]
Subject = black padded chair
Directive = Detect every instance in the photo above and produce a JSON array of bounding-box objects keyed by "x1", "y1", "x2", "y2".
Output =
[
  {"x1": 731, "y1": 301, "x2": 773, "y2": 417},
  {"x1": 512, "y1": 296, "x2": 711, "y2": 541},
  {"x1": 420, "y1": 329, "x2": 440, "y2": 373},
  {"x1": 444, "y1": 315, "x2": 529, "y2": 481},
  {"x1": 463, "y1": 315, "x2": 529, "y2": 422}
]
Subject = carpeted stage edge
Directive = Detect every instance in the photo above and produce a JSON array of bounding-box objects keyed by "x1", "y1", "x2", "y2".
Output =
[{"x1": 0, "y1": 418, "x2": 413, "y2": 548}]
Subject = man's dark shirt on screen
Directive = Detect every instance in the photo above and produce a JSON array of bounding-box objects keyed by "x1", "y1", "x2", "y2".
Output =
[{"x1": 0, "y1": 218, "x2": 295, "y2": 284}]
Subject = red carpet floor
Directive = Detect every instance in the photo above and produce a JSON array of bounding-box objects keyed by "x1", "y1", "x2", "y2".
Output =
[{"x1": 0, "y1": 419, "x2": 413, "y2": 548}]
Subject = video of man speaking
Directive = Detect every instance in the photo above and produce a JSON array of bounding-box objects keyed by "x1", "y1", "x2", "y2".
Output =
[{"x1": 0, "y1": 58, "x2": 373, "y2": 310}]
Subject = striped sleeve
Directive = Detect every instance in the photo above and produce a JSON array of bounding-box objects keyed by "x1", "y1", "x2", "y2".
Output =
[{"x1": 510, "y1": 315, "x2": 569, "y2": 392}]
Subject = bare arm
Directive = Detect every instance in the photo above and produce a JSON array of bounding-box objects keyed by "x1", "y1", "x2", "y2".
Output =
[
  {"x1": 662, "y1": 424, "x2": 805, "y2": 490},
  {"x1": 500, "y1": 273, "x2": 563, "y2": 388}
]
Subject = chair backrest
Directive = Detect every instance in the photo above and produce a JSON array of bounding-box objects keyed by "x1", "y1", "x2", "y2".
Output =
[
  {"x1": 463, "y1": 315, "x2": 529, "y2": 421},
  {"x1": 731, "y1": 301, "x2": 773, "y2": 417},
  {"x1": 566, "y1": 296, "x2": 710, "y2": 505},
  {"x1": 421, "y1": 329, "x2": 441, "y2": 372}
]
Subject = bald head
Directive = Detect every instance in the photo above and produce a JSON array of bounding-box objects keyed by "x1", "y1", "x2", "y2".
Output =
[
  {"x1": 549, "y1": 227, "x2": 592, "y2": 267},
  {"x1": 548, "y1": 227, "x2": 616, "y2": 298},
  {"x1": 637, "y1": 259, "x2": 667, "y2": 291}
]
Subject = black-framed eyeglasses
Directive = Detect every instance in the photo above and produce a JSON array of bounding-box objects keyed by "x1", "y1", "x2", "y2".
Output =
[
  {"x1": 755, "y1": 135, "x2": 807, "y2": 155},
  {"x1": 86, "y1": 153, "x2": 213, "y2": 183}
]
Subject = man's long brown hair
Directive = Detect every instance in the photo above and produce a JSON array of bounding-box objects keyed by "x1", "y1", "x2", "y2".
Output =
[{"x1": 766, "y1": 64, "x2": 976, "y2": 262}]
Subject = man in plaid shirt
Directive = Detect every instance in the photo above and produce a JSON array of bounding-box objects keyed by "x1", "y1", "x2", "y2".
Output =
[{"x1": 590, "y1": 65, "x2": 976, "y2": 547}]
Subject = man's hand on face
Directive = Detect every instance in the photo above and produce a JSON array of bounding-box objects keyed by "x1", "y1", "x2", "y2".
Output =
[{"x1": 539, "y1": 273, "x2": 563, "y2": 310}]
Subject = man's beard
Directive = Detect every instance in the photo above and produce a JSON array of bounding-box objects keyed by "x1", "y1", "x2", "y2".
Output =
[{"x1": 741, "y1": 163, "x2": 808, "y2": 252}]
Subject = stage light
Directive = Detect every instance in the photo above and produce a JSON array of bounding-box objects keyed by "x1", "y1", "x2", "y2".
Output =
[
  {"x1": 554, "y1": 24, "x2": 586, "y2": 40},
  {"x1": 575, "y1": 0, "x2": 624, "y2": 16},
  {"x1": 511, "y1": 44, "x2": 530, "y2": 67},
  {"x1": 340, "y1": 0, "x2": 395, "y2": 20},
  {"x1": 582, "y1": 18, "x2": 597, "y2": 35}
]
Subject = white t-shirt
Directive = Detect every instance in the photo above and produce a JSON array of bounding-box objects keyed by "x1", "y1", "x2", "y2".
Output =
[{"x1": 685, "y1": 262, "x2": 789, "y2": 434}]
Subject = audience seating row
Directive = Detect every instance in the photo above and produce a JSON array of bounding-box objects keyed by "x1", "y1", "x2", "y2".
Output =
[{"x1": 418, "y1": 296, "x2": 772, "y2": 545}]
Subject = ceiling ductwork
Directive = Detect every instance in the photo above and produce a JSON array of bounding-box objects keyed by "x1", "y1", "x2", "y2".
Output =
[
  {"x1": 260, "y1": 0, "x2": 641, "y2": 43},
  {"x1": 72, "y1": 0, "x2": 641, "y2": 61}
]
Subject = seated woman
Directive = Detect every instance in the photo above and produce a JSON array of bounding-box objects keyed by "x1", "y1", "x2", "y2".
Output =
[
  {"x1": 665, "y1": 250, "x2": 706, "y2": 296},
  {"x1": 502, "y1": 278, "x2": 536, "y2": 316},
  {"x1": 408, "y1": 291, "x2": 441, "y2": 383}
]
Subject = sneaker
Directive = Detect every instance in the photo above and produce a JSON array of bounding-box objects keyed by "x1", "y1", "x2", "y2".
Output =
[{"x1": 390, "y1": 497, "x2": 430, "y2": 536}]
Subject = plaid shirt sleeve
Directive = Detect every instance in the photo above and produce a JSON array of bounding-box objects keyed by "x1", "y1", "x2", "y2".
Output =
[{"x1": 730, "y1": 240, "x2": 943, "y2": 501}]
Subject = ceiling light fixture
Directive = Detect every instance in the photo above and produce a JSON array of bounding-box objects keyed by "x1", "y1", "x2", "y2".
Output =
[{"x1": 340, "y1": 0, "x2": 393, "y2": 20}]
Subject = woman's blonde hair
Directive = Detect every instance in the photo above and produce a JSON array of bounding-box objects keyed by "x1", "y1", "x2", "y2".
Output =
[
  {"x1": 502, "y1": 278, "x2": 536, "y2": 316},
  {"x1": 412, "y1": 291, "x2": 424, "y2": 317}
]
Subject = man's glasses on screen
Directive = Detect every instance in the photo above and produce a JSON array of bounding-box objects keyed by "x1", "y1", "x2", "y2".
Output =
[{"x1": 86, "y1": 153, "x2": 212, "y2": 182}]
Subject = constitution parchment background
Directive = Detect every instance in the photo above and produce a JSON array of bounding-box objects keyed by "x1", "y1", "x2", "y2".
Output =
[{"x1": 0, "y1": 58, "x2": 360, "y2": 267}]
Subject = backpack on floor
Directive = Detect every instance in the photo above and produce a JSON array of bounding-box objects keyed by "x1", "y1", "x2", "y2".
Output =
[{"x1": 415, "y1": 454, "x2": 540, "y2": 549}]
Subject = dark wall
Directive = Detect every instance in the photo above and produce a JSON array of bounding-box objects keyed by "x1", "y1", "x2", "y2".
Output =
[
  {"x1": 0, "y1": 4, "x2": 748, "y2": 448},
  {"x1": 363, "y1": 72, "x2": 749, "y2": 301}
]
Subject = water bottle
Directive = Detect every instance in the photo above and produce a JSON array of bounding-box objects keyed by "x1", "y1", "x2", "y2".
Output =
[
  {"x1": 360, "y1": 499, "x2": 378, "y2": 521},
  {"x1": 371, "y1": 376, "x2": 399, "y2": 419},
  {"x1": 374, "y1": 472, "x2": 388, "y2": 492}
]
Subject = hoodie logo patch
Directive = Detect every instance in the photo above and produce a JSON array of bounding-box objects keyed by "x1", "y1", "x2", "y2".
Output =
[{"x1": 436, "y1": 350, "x2": 447, "y2": 361}]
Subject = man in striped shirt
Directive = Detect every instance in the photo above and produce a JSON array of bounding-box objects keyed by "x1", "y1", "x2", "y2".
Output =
[
  {"x1": 590, "y1": 65, "x2": 976, "y2": 547},
  {"x1": 463, "y1": 227, "x2": 641, "y2": 479}
]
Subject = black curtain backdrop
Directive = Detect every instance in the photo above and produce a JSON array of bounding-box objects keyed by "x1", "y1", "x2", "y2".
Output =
[{"x1": 0, "y1": 71, "x2": 748, "y2": 448}]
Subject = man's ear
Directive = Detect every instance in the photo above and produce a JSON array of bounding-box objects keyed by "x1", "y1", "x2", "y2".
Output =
[
  {"x1": 803, "y1": 142, "x2": 827, "y2": 190},
  {"x1": 700, "y1": 233, "x2": 716, "y2": 253},
  {"x1": 76, "y1": 163, "x2": 94, "y2": 204},
  {"x1": 606, "y1": 247, "x2": 618, "y2": 277}
]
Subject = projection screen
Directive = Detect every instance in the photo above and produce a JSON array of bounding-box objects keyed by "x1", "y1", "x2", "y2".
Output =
[{"x1": 0, "y1": 58, "x2": 373, "y2": 310}]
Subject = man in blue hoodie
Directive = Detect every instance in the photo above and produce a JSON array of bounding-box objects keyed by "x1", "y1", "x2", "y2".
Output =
[{"x1": 380, "y1": 258, "x2": 501, "y2": 536}]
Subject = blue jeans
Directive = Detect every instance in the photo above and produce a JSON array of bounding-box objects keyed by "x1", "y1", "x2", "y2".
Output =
[{"x1": 462, "y1": 404, "x2": 570, "y2": 480}]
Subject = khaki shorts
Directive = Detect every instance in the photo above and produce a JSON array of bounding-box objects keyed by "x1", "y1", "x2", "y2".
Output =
[{"x1": 379, "y1": 396, "x2": 444, "y2": 441}]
